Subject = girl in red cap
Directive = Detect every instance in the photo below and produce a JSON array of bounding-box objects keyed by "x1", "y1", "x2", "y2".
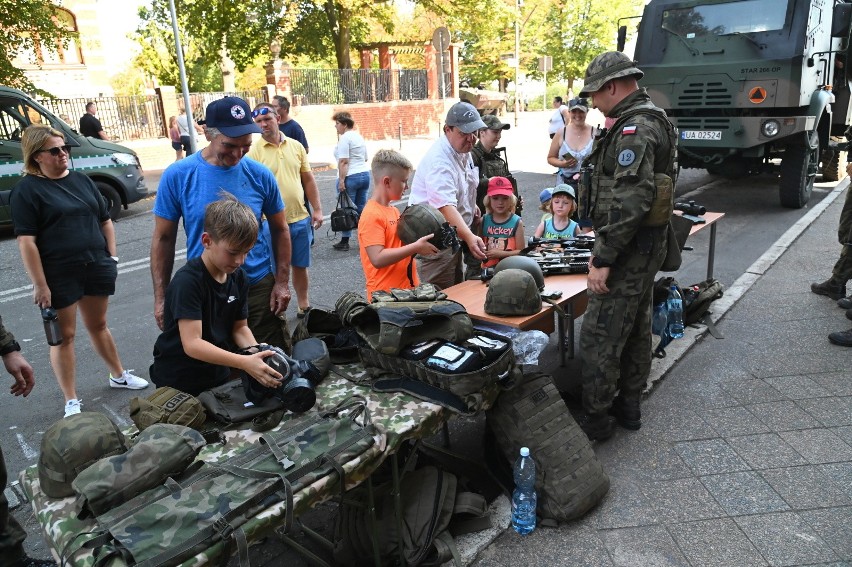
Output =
[{"x1": 480, "y1": 176, "x2": 525, "y2": 269}]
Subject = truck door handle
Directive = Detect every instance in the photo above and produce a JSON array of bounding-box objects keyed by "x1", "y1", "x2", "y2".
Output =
[{"x1": 702, "y1": 49, "x2": 725, "y2": 55}]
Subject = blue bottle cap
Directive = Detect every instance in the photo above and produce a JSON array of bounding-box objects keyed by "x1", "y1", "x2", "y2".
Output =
[{"x1": 520, "y1": 447, "x2": 530, "y2": 457}]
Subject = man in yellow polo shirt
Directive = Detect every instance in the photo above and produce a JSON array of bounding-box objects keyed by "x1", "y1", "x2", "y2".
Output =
[{"x1": 248, "y1": 102, "x2": 323, "y2": 317}]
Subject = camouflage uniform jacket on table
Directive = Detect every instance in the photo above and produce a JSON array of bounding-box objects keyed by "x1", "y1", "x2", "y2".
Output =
[
  {"x1": 578, "y1": 88, "x2": 677, "y2": 413},
  {"x1": 19, "y1": 369, "x2": 451, "y2": 567},
  {"x1": 470, "y1": 142, "x2": 520, "y2": 215}
]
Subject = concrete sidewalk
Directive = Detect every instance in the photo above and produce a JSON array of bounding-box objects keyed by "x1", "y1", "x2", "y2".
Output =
[{"x1": 472, "y1": 183, "x2": 852, "y2": 566}]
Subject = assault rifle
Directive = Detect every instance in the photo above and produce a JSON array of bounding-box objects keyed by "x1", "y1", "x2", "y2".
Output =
[{"x1": 524, "y1": 248, "x2": 592, "y2": 275}]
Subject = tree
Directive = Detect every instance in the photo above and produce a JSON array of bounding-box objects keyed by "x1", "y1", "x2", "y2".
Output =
[{"x1": 1, "y1": 0, "x2": 77, "y2": 94}]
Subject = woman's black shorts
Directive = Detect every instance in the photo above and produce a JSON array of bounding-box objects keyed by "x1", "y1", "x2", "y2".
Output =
[{"x1": 44, "y1": 254, "x2": 118, "y2": 309}]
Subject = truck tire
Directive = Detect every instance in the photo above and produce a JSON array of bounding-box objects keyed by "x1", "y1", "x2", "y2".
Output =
[
  {"x1": 820, "y1": 144, "x2": 846, "y2": 182},
  {"x1": 96, "y1": 181, "x2": 122, "y2": 221},
  {"x1": 779, "y1": 133, "x2": 818, "y2": 209}
]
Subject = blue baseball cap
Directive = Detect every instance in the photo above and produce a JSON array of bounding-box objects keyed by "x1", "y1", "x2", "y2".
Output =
[
  {"x1": 201, "y1": 96, "x2": 261, "y2": 138},
  {"x1": 539, "y1": 188, "x2": 553, "y2": 204}
]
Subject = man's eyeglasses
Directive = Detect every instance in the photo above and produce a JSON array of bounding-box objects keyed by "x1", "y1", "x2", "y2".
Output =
[
  {"x1": 251, "y1": 107, "x2": 273, "y2": 118},
  {"x1": 38, "y1": 145, "x2": 70, "y2": 157}
]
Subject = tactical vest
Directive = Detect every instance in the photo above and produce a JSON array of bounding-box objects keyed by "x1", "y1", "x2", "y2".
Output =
[{"x1": 578, "y1": 103, "x2": 678, "y2": 229}]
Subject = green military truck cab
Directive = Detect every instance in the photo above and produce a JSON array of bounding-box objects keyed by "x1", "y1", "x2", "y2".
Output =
[
  {"x1": 0, "y1": 86, "x2": 148, "y2": 229},
  {"x1": 625, "y1": 0, "x2": 852, "y2": 208}
]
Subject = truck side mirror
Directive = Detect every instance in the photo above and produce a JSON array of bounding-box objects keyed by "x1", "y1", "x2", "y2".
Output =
[
  {"x1": 832, "y1": 4, "x2": 852, "y2": 38},
  {"x1": 617, "y1": 26, "x2": 627, "y2": 52}
]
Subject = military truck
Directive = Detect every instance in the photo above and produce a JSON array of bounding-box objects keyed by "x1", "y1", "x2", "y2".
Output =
[
  {"x1": 0, "y1": 86, "x2": 148, "y2": 229},
  {"x1": 459, "y1": 87, "x2": 510, "y2": 116},
  {"x1": 622, "y1": 0, "x2": 852, "y2": 208}
]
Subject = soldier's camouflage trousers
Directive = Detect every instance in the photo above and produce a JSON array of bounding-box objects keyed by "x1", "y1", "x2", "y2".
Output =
[
  {"x1": 831, "y1": 187, "x2": 852, "y2": 284},
  {"x1": 248, "y1": 274, "x2": 293, "y2": 354},
  {"x1": 0, "y1": 444, "x2": 27, "y2": 563}
]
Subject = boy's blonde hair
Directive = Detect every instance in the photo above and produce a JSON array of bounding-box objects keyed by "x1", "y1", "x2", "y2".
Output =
[
  {"x1": 371, "y1": 148, "x2": 412, "y2": 181},
  {"x1": 484, "y1": 193, "x2": 518, "y2": 214},
  {"x1": 204, "y1": 192, "x2": 259, "y2": 250},
  {"x1": 539, "y1": 198, "x2": 552, "y2": 213}
]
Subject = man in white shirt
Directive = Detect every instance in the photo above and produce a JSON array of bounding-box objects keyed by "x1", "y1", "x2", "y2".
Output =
[{"x1": 408, "y1": 102, "x2": 488, "y2": 289}]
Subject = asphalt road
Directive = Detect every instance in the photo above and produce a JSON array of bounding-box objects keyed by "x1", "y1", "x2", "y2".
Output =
[{"x1": 1, "y1": 145, "x2": 844, "y2": 562}]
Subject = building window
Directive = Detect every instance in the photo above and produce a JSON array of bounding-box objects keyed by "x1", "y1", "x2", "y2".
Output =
[{"x1": 13, "y1": 7, "x2": 83, "y2": 67}]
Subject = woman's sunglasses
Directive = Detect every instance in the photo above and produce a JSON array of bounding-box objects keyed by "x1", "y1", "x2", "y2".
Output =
[
  {"x1": 251, "y1": 107, "x2": 274, "y2": 118},
  {"x1": 39, "y1": 145, "x2": 71, "y2": 156}
]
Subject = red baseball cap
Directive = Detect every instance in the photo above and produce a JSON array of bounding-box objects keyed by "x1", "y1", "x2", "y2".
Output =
[{"x1": 487, "y1": 177, "x2": 514, "y2": 197}]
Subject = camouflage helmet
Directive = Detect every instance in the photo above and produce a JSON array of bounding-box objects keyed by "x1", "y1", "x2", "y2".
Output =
[
  {"x1": 493, "y1": 255, "x2": 545, "y2": 291},
  {"x1": 38, "y1": 412, "x2": 128, "y2": 498},
  {"x1": 397, "y1": 203, "x2": 447, "y2": 248},
  {"x1": 485, "y1": 268, "x2": 542, "y2": 316},
  {"x1": 129, "y1": 387, "x2": 207, "y2": 432},
  {"x1": 579, "y1": 51, "x2": 644, "y2": 97}
]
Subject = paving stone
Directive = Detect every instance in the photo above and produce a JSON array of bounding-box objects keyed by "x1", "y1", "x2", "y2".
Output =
[
  {"x1": 816, "y1": 463, "x2": 852, "y2": 499},
  {"x1": 779, "y1": 429, "x2": 852, "y2": 464},
  {"x1": 834, "y1": 425, "x2": 852, "y2": 446},
  {"x1": 797, "y1": 397, "x2": 852, "y2": 427},
  {"x1": 810, "y1": 372, "x2": 852, "y2": 397},
  {"x1": 664, "y1": 381, "x2": 739, "y2": 410},
  {"x1": 745, "y1": 400, "x2": 823, "y2": 432},
  {"x1": 674, "y1": 439, "x2": 750, "y2": 475},
  {"x1": 585, "y1": 477, "x2": 659, "y2": 530},
  {"x1": 727, "y1": 433, "x2": 809, "y2": 470},
  {"x1": 700, "y1": 471, "x2": 789, "y2": 516},
  {"x1": 603, "y1": 435, "x2": 693, "y2": 482},
  {"x1": 734, "y1": 512, "x2": 839, "y2": 566},
  {"x1": 800, "y1": 506, "x2": 852, "y2": 562},
  {"x1": 764, "y1": 375, "x2": 832, "y2": 400},
  {"x1": 472, "y1": 524, "x2": 614, "y2": 567},
  {"x1": 720, "y1": 379, "x2": 788, "y2": 405},
  {"x1": 640, "y1": 405, "x2": 718, "y2": 442},
  {"x1": 759, "y1": 466, "x2": 852, "y2": 510},
  {"x1": 599, "y1": 525, "x2": 691, "y2": 567},
  {"x1": 669, "y1": 518, "x2": 767, "y2": 567},
  {"x1": 704, "y1": 406, "x2": 771, "y2": 437},
  {"x1": 641, "y1": 477, "x2": 725, "y2": 523}
]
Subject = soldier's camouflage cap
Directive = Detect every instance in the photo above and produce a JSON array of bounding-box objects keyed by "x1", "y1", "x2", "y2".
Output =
[
  {"x1": 482, "y1": 114, "x2": 510, "y2": 130},
  {"x1": 579, "y1": 51, "x2": 644, "y2": 97}
]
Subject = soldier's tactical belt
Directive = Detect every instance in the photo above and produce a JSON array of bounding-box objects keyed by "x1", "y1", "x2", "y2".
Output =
[
  {"x1": 359, "y1": 329, "x2": 521, "y2": 414},
  {"x1": 65, "y1": 397, "x2": 377, "y2": 567}
]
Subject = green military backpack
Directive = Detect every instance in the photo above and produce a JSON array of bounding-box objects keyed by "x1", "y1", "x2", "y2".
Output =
[
  {"x1": 484, "y1": 269, "x2": 542, "y2": 316},
  {"x1": 38, "y1": 412, "x2": 129, "y2": 498},
  {"x1": 128, "y1": 386, "x2": 207, "y2": 432},
  {"x1": 486, "y1": 372, "x2": 610, "y2": 525}
]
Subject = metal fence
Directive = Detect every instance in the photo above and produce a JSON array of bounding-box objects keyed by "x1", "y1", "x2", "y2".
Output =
[
  {"x1": 290, "y1": 69, "x2": 428, "y2": 105},
  {"x1": 37, "y1": 95, "x2": 165, "y2": 141},
  {"x1": 175, "y1": 90, "x2": 268, "y2": 122}
]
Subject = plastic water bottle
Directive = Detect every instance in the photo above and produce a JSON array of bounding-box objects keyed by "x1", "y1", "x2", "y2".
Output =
[
  {"x1": 511, "y1": 447, "x2": 537, "y2": 535},
  {"x1": 666, "y1": 285, "x2": 685, "y2": 339},
  {"x1": 652, "y1": 302, "x2": 668, "y2": 336},
  {"x1": 41, "y1": 307, "x2": 62, "y2": 346}
]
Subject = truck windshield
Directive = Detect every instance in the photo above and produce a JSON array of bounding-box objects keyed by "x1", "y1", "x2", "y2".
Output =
[{"x1": 661, "y1": 0, "x2": 788, "y2": 38}]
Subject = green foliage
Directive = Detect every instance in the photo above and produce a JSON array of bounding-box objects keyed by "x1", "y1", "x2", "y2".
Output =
[
  {"x1": 0, "y1": 0, "x2": 76, "y2": 95},
  {"x1": 110, "y1": 68, "x2": 149, "y2": 96}
]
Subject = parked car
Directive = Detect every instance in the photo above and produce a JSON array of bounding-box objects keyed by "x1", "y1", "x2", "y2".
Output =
[{"x1": 0, "y1": 86, "x2": 148, "y2": 229}]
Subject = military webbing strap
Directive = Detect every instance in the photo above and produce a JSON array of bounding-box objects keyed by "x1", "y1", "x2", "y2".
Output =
[{"x1": 598, "y1": 106, "x2": 678, "y2": 179}]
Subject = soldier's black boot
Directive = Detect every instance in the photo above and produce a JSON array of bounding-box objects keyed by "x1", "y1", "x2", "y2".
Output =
[
  {"x1": 846, "y1": 308, "x2": 852, "y2": 322},
  {"x1": 576, "y1": 411, "x2": 615, "y2": 442},
  {"x1": 811, "y1": 279, "x2": 847, "y2": 300},
  {"x1": 610, "y1": 396, "x2": 642, "y2": 430},
  {"x1": 839, "y1": 296, "x2": 852, "y2": 310},
  {"x1": 828, "y1": 328, "x2": 852, "y2": 347}
]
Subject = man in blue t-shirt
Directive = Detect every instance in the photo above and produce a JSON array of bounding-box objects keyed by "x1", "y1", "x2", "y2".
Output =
[
  {"x1": 151, "y1": 96, "x2": 294, "y2": 352},
  {"x1": 271, "y1": 95, "x2": 309, "y2": 153}
]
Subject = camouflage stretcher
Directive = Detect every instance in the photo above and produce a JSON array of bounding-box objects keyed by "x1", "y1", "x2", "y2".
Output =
[{"x1": 19, "y1": 364, "x2": 454, "y2": 566}]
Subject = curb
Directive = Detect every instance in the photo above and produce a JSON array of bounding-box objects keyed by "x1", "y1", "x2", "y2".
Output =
[{"x1": 645, "y1": 178, "x2": 850, "y2": 390}]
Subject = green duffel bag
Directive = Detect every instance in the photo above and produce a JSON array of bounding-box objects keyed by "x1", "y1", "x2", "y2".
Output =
[
  {"x1": 128, "y1": 386, "x2": 207, "y2": 431},
  {"x1": 72, "y1": 423, "x2": 206, "y2": 518}
]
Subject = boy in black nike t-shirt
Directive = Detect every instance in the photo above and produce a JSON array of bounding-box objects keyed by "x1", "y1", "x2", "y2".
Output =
[{"x1": 150, "y1": 194, "x2": 284, "y2": 395}]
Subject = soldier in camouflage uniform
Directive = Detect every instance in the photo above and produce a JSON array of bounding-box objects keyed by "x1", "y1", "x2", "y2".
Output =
[
  {"x1": 810, "y1": 172, "x2": 852, "y2": 306},
  {"x1": 574, "y1": 52, "x2": 677, "y2": 441},
  {"x1": 0, "y1": 315, "x2": 54, "y2": 567},
  {"x1": 466, "y1": 115, "x2": 522, "y2": 279}
]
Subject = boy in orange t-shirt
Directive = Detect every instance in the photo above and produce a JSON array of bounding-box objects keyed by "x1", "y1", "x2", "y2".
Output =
[{"x1": 358, "y1": 149, "x2": 438, "y2": 300}]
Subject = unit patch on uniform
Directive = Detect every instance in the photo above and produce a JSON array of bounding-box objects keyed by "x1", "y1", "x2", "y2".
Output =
[
  {"x1": 622, "y1": 125, "x2": 637, "y2": 135},
  {"x1": 618, "y1": 149, "x2": 636, "y2": 166}
]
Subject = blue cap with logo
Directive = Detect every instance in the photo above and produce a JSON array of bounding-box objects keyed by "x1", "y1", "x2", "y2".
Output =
[{"x1": 202, "y1": 96, "x2": 261, "y2": 138}]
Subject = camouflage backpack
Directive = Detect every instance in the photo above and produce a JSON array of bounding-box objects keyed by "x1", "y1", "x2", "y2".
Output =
[
  {"x1": 128, "y1": 386, "x2": 207, "y2": 432},
  {"x1": 72, "y1": 423, "x2": 206, "y2": 518},
  {"x1": 486, "y1": 372, "x2": 610, "y2": 525},
  {"x1": 683, "y1": 278, "x2": 725, "y2": 326},
  {"x1": 484, "y1": 269, "x2": 542, "y2": 316},
  {"x1": 337, "y1": 285, "x2": 473, "y2": 356},
  {"x1": 62, "y1": 397, "x2": 378, "y2": 567},
  {"x1": 38, "y1": 412, "x2": 128, "y2": 498}
]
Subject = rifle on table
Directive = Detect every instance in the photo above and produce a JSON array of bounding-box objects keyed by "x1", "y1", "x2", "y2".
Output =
[{"x1": 524, "y1": 248, "x2": 592, "y2": 275}]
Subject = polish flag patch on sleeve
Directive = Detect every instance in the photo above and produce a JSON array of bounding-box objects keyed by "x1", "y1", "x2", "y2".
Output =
[{"x1": 622, "y1": 125, "x2": 637, "y2": 135}]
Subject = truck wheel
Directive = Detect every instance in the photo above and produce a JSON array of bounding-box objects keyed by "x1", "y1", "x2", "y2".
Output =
[
  {"x1": 779, "y1": 133, "x2": 818, "y2": 209},
  {"x1": 820, "y1": 143, "x2": 846, "y2": 182},
  {"x1": 96, "y1": 182, "x2": 122, "y2": 220}
]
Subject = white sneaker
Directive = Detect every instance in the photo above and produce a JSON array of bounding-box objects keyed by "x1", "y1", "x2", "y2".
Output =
[
  {"x1": 64, "y1": 399, "x2": 82, "y2": 418},
  {"x1": 109, "y1": 370, "x2": 149, "y2": 390}
]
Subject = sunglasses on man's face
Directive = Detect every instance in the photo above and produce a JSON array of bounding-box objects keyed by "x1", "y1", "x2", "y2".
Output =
[
  {"x1": 251, "y1": 107, "x2": 274, "y2": 118},
  {"x1": 39, "y1": 145, "x2": 71, "y2": 157}
]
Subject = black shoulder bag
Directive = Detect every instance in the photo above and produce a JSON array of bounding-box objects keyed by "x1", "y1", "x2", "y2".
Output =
[{"x1": 330, "y1": 190, "x2": 360, "y2": 232}]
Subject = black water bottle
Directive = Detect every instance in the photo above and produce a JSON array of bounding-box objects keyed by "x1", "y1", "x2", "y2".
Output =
[{"x1": 41, "y1": 307, "x2": 62, "y2": 346}]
